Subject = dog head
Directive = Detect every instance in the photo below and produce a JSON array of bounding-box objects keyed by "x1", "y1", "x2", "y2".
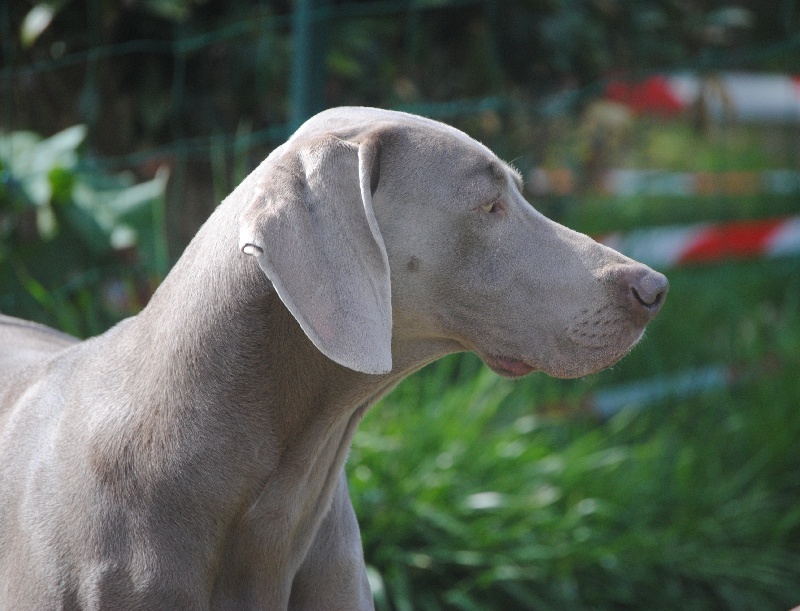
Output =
[{"x1": 237, "y1": 107, "x2": 667, "y2": 378}]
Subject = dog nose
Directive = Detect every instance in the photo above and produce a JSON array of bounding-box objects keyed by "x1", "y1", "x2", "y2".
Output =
[{"x1": 625, "y1": 265, "x2": 669, "y2": 319}]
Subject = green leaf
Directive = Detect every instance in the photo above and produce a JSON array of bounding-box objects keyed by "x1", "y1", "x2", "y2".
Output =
[
  {"x1": 48, "y1": 167, "x2": 76, "y2": 205},
  {"x1": 20, "y1": 4, "x2": 55, "y2": 48},
  {"x1": 0, "y1": 126, "x2": 86, "y2": 206}
]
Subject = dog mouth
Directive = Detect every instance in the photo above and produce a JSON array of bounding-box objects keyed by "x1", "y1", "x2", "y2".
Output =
[
  {"x1": 482, "y1": 354, "x2": 537, "y2": 378},
  {"x1": 480, "y1": 332, "x2": 639, "y2": 380},
  {"x1": 472, "y1": 326, "x2": 643, "y2": 380}
]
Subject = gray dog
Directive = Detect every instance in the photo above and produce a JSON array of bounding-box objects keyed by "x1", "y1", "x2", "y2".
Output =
[{"x1": 0, "y1": 108, "x2": 667, "y2": 609}]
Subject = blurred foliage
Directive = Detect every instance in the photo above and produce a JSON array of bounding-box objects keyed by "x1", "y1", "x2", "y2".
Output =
[
  {"x1": 6, "y1": 0, "x2": 800, "y2": 157},
  {"x1": 6, "y1": 0, "x2": 800, "y2": 246},
  {"x1": 0, "y1": 126, "x2": 168, "y2": 336}
]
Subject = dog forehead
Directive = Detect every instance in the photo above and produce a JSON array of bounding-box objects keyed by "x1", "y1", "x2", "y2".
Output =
[
  {"x1": 376, "y1": 113, "x2": 522, "y2": 188},
  {"x1": 302, "y1": 107, "x2": 494, "y2": 157},
  {"x1": 295, "y1": 107, "x2": 522, "y2": 190}
]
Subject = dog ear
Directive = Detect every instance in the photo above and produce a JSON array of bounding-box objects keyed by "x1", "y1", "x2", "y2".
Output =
[{"x1": 237, "y1": 133, "x2": 392, "y2": 374}]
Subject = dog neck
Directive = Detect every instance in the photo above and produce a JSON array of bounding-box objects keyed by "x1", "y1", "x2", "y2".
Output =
[{"x1": 93, "y1": 205, "x2": 438, "y2": 583}]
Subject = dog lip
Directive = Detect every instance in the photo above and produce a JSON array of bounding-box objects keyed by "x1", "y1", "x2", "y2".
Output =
[{"x1": 484, "y1": 354, "x2": 536, "y2": 378}]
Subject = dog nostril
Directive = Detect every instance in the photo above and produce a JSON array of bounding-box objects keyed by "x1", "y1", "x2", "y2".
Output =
[
  {"x1": 630, "y1": 270, "x2": 669, "y2": 313},
  {"x1": 632, "y1": 285, "x2": 660, "y2": 308}
]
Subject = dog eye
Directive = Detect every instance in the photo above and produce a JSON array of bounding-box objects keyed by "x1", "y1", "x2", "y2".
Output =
[{"x1": 480, "y1": 200, "x2": 498, "y2": 213}]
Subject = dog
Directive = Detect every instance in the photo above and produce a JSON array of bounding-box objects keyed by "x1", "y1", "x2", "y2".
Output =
[{"x1": 0, "y1": 107, "x2": 667, "y2": 609}]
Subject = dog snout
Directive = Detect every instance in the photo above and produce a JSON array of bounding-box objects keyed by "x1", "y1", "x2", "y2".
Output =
[{"x1": 624, "y1": 265, "x2": 668, "y2": 319}]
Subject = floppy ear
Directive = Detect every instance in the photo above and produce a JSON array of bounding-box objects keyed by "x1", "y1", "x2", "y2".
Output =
[{"x1": 238, "y1": 133, "x2": 392, "y2": 374}]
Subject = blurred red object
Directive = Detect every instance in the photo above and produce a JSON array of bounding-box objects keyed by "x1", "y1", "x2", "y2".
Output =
[{"x1": 605, "y1": 76, "x2": 685, "y2": 116}]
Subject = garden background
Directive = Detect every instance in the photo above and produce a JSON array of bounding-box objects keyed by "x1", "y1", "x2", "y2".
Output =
[{"x1": 2, "y1": 0, "x2": 800, "y2": 608}]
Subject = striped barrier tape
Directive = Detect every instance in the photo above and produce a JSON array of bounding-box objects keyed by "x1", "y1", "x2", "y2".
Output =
[
  {"x1": 540, "y1": 357, "x2": 781, "y2": 420},
  {"x1": 527, "y1": 168, "x2": 800, "y2": 197},
  {"x1": 605, "y1": 73, "x2": 800, "y2": 123},
  {"x1": 590, "y1": 365, "x2": 734, "y2": 420},
  {"x1": 598, "y1": 215, "x2": 800, "y2": 269},
  {"x1": 537, "y1": 365, "x2": 734, "y2": 420},
  {"x1": 537, "y1": 364, "x2": 735, "y2": 420}
]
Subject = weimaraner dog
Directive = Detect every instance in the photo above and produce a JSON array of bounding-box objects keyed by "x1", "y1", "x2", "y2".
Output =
[{"x1": 0, "y1": 107, "x2": 667, "y2": 609}]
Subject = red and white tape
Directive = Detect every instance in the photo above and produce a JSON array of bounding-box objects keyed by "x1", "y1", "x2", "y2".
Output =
[
  {"x1": 599, "y1": 215, "x2": 800, "y2": 269},
  {"x1": 527, "y1": 168, "x2": 800, "y2": 197},
  {"x1": 540, "y1": 357, "x2": 782, "y2": 420},
  {"x1": 538, "y1": 364, "x2": 734, "y2": 420},
  {"x1": 605, "y1": 73, "x2": 800, "y2": 122}
]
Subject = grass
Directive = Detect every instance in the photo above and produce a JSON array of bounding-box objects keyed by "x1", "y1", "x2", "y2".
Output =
[{"x1": 350, "y1": 244, "x2": 800, "y2": 609}]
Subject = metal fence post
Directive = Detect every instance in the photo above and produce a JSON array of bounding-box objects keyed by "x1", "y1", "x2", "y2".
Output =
[{"x1": 290, "y1": 0, "x2": 331, "y2": 130}]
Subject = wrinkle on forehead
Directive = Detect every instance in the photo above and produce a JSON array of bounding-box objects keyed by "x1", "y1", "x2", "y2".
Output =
[{"x1": 392, "y1": 117, "x2": 523, "y2": 191}]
